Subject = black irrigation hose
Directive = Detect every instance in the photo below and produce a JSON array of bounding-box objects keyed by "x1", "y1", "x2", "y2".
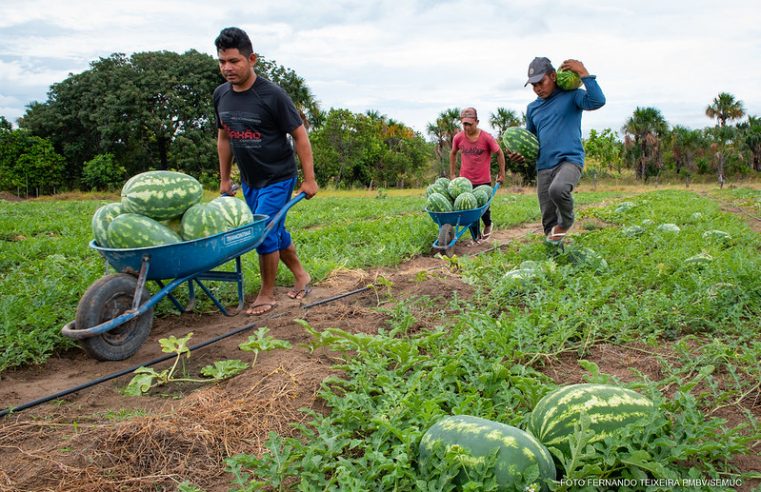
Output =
[
  {"x1": 0, "y1": 322, "x2": 259, "y2": 418},
  {"x1": 301, "y1": 286, "x2": 371, "y2": 309}
]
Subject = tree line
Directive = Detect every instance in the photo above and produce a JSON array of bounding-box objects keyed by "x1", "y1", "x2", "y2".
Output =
[{"x1": 1, "y1": 50, "x2": 759, "y2": 195}]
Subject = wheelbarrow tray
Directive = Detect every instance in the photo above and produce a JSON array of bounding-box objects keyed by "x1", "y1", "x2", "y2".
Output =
[{"x1": 91, "y1": 213, "x2": 269, "y2": 280}]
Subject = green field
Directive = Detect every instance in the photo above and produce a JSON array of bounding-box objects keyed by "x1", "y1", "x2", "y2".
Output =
[{"x1": 1, "y1": 187, "x2": 760, "y2": 490}]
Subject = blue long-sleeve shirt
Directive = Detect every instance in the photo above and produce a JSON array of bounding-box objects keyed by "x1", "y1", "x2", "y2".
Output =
[{"x1": 526, "y1": 76, "x2": 606, "y2": 171}]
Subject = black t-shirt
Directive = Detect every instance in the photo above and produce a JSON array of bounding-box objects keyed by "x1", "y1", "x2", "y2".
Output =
[{"x1": 213, "y1": 76, "x2": 302, "y2": 188}]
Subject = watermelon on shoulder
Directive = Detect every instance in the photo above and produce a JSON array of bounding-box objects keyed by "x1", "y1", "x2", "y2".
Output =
[
  {"x1": 556, "y1": 69, "x2": 582, "y2": 90},
  {"x1": 121, "y1": 170, "x2": 203, "y2": 221},
  {"x1": 106, "y1": 213, "x2": 182, "y2": 249},
  {"x1": 419, "y1": 415, "x2": 556, "y2": 491}
]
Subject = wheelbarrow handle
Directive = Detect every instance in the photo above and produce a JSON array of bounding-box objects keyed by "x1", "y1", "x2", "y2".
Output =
[{"x1": 262, "y1": 192, "x2": 307, "y2": 236}]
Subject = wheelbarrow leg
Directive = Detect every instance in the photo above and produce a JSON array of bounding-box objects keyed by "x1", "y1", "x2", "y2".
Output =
[{"x1": 437, "y1": 224, "x2": 455, "y2": 257}]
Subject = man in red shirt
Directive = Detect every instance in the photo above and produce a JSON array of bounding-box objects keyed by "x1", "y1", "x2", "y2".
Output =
[{"x1": 449, "y1": 107, "x2": 506, "y2": 240}]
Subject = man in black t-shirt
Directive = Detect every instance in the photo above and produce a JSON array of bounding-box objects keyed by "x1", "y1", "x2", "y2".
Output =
[{"x1": 214, "y1": 27, "x2": 318, "y2": 316}]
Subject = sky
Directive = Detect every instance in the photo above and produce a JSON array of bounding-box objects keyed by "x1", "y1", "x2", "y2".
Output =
[{"x1": 1, "y1": 0, "x2": 759, "y2": 139}]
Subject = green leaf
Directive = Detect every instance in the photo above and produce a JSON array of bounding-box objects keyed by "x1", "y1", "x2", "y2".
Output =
[{"x1": 200, "y1": 359, "x2": 249, "y2": 380}]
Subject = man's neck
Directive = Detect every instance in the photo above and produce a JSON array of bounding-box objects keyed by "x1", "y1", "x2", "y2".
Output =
[{"x1": 232, "y1": 70, "x2": 257, "y2": 92}]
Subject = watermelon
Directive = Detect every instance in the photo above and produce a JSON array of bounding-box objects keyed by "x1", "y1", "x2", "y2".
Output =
[
  {"x1": 426, "y1": 192, "x2": 453, "y2": 213},
  {"x1": 106, "y1": 213, "x2": 182, "y2": 249},
  {"x1": 419, "y1": 415, "x2": 556, "y2": 491},
  {"x1": 425, "y1": 184, "x2": 439, "y2": 197},
  {"x1": 92, "y1": 202, "x2": 123, "y2": 247},
  {"x1": 473, "y1": 188, "x2": 490, "y2": 207},
  {"x1": 435, "y1": 177, "x2": 451, "y2": 190},
  {"x1": 473, "y1": 184, "x2": 492, "y2": 199},
  {"x1": 210, "y1": 196, "x2": 254, "y2": 230},
  {"x1": 556, "y1": 69, "x2": 581, "y2": 91},
  {"x1": 702, "y1": 230, "x2": 731, "y2": 242},
  {"x1": 180, "y1": 203, "x2": 227, "y2": 240},
  {"x1": 502, "y1": 127, "x2": 539, "y2": 165},
  {"x1": 454, "y1": 191, "x2": 478, "y2": 211},
  {"x1": 527, "y1": 384, "x2": 655, "y2": 460},
  {"x1": 448, "y1": 177, "x2": 473, "y2": 199},
  {"x1": 121, "y1": 170, "x2": 203, "y2": 221}
]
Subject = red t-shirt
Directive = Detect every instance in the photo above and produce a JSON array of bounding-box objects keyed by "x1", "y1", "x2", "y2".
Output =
[{"x1": 452, "y1": 130, "x2": 500, "y2": 184}]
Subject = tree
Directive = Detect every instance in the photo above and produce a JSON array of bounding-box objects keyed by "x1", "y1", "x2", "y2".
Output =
[
  {"x1": 738, "y1": 115, "x2": 761, "y2": 172},
  {"x1": 583, "y1": 128, "x2": 623, "y2": 172},
  {"x1": 489, "y1": 108, "x2": 522, "y2": 138},
  {"x1": 426, "y1": 108, "x2": 461, "y2": 176},
  {"x1": 622, "y1": 107, "x2": 669, "y2": 180},
  {"x1": 0, "y1": 129, "x2": 66, "y2": 195},
  {"x1": 310, "y1": 109, "x2": 429, "y2": 188},
  {"x1": 668, "y1": 125, "x2": 705, "y2": 175},
  {"x1": 706, "y1": 92, "x2": 745, "y2": 127},
  {"x1": 0, "y1": 116, "x2": 11, "y2": 132}
]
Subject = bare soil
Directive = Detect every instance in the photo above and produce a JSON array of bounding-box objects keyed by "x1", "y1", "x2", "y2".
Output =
[{"x1": 0, "y1": 220, "x2": 758, "y2": 491}]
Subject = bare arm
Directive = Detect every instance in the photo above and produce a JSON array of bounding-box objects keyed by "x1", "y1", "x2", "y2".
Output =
[
  {"x1": 496, "y1": 147, "x2": 506, "y2": 184},
  {"x1": 217, "y1": 129, "x2": 235, "y2": 195},
  {"x1": 449, "y1": 145, "x2": 458, "y2": 179},
  {"x1": 291, "y1": 124, "x2": 318, "y2": 198}
]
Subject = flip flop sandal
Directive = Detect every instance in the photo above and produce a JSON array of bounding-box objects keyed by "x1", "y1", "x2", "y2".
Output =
[
  {"x1": 245, "y1": 302, "x2": 277, "y2": 316},
  {"x1": 287, "y1": 284, "x2": 312, "y2": 300}
]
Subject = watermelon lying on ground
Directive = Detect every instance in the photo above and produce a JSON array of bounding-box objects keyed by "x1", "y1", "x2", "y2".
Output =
[
  {"x1": 419, "y1": 415, "x2": 556, "y2": 491},
  {"x1": 92, "y1": 202, "x2": 123, "y2": 247},
  {"x1": 526, "y1": 383, "x2": 655, "y2": 460},
  {"x1": 502, "y1": 127, "x2": 539, "y2": 166},
  {"x1": 121, "y1": 170, "x2": 203, "y2": 221},
  {"x1": 106, "y1": 213, "x2": 182, "y2": 249}
]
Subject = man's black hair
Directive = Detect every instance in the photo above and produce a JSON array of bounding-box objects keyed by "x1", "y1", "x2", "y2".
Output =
[{"x1": 215, "y1": 27, "x2": 253, "y2": 56}]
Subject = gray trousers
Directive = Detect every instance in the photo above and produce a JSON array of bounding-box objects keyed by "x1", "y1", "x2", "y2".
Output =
[{"x1": 537, "y1": 162, "x2": 582, "y2": 235}]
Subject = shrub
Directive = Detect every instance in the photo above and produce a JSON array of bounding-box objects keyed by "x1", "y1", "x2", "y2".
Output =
[{"x1": 80, "y1": 153, "x2": 126, "y2": 191}]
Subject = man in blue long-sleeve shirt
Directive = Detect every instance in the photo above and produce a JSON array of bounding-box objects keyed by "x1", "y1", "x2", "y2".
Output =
[{"x1": 519, "y1": 57, "x2": 606, "y2": 242}]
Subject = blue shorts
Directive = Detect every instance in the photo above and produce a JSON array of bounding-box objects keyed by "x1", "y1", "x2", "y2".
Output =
[{"x1": 242, "y1": 177, "x2": 296, "y2": 255}]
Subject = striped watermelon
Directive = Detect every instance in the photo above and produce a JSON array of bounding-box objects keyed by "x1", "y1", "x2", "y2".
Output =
[
  {"x1": 527, "y1": 384, "x2": 655, "y2": 460},
  {"x1": 448, "y1": 177, "x2": 473, "y2": 199},
  {"x1": 106, "y1": 213, "x2": 182, "y2": 249},
  {"x1": 210, "y1": 196, "x2": 254, "y2": 229},
  {"x1": 180, "y1": 203, "x2": 227, "y2": 240},
  {"x1": 419, "y1": 415, "x2": 556, "y2": 491},
  {"x1": 121, "y1": 171, "x2": 203, "y2": 221},
  {"x1": 473, "y1": 184, "x2": 492, "y2": 199},
  {"x1": 473, "y1": 188, "x2": 490, "y2": 207},
  {"x1": 92, "y1": 202, "x2": 123, "y2": 247},
  {"x1": 454, "y1": 191, "x2": 478, "y2": 211},
  {"x1": 556, "y1": 69, "x2": 581, "y2": 91},
  {"x1": 502, "y1": 127, "x2": 539, "y2": 165},
  {"x1": 426, "y1": 192, "x2": 453, "y2": 212}
]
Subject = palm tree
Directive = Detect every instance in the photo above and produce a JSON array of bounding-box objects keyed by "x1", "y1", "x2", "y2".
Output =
[
  {"x1": 706, "y1": 92, "x2": 745, "y2": 127},
  {"x1": 489, "y1": 107, "x2": 522, "y2": 137},
  {"x1": 622, "y1": 107, "x2": 669, "y2": 180},
  {"x1": 426, "y1": 108, "x2": 461, "y2": 176},
  {"x1": 738, "y1": 115, "x2": 761, "y2": 172},
  {"x1": 669, "y1": 125, "x2": 704, "y2": 175}
]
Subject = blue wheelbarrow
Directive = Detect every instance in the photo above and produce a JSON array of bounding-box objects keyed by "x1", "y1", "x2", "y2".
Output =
[
  {"x1": 61, "y1": 192, "x2": 306, "y2": 361},
  {"x1": 426, "y1": 183, "x2": 500, "y2": 257}
]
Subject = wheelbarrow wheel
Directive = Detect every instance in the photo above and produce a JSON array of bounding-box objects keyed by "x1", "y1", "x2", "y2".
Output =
[
  {"x1": 74, "y1": 273, "x2": 154, "y2": 361},
  {"x1": 437, "y1": 224, "x2": 455, "y2": 257}
]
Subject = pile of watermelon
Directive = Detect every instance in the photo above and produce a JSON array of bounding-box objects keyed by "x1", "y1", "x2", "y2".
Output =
[
  {"x1": 92, "y1": 171, "x2": 254, "y2": 249},
  {"x1": 425, "y1": 177, "x2": 492, "y2": 213},
  {"x1": 501, "y1": 127, "x2": 539, "y2": 166},
  {"x1": 418, "y1": 383, "x2": 656, "y2": 490}
]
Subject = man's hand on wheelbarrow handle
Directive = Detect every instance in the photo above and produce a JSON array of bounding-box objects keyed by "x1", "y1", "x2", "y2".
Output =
[{"x1": 220, "y1": 183, "x2": 241, "y2": 197}]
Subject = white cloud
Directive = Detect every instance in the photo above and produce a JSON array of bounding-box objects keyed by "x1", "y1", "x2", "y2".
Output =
[{"x1": 0, "y1": 0, "x2": 759, "y2": 135}]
